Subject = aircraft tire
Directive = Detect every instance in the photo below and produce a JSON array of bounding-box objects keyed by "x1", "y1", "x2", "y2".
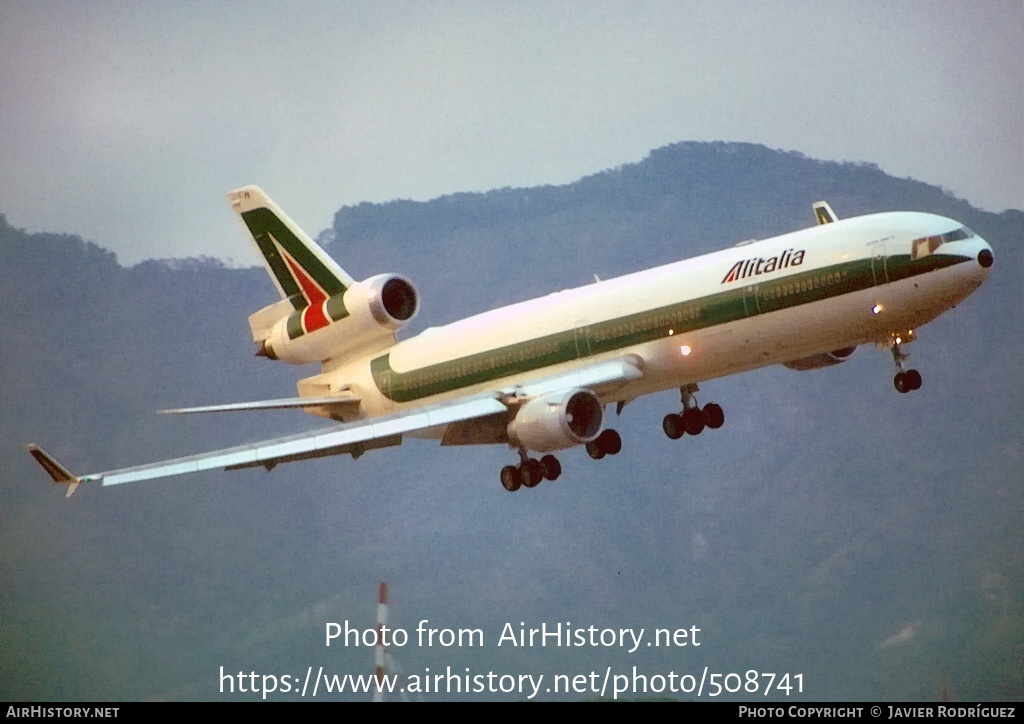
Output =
[
  {"x1": 521, "y1": 459, "x2": 543, "y2": 488},
  {"x1": 540, "y1": 455, "x2": 561, "y2": 481},
  {"x1": 906, "y1": 369, "x2": 922, "y2": 391},
  {"x1": 683, "y1": 407, "x2": 706, "y2": 435},
  {"x1": 501, "y1": 465, "x2": 521, "y2": 492},
  {"x1": 598, "y1": 429, "x2": 622, "y2": 455},
  {"x1": 662, "y1": 414, "x2": 684, "y2": 439},
  {"x1": 586, "y1": 440, "x2": 606, "y2": 460},
  {"x1": 894, "y1": 372, "x2": 910, "y2": 393},
  {"x1": 704, "y1": 403, "x2": 725, "y2": 429}
]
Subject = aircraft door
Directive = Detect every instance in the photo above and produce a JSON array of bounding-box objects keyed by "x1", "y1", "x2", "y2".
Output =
[
  {"x1": 743, "y1": 285, "x2": 762, "y2": 316},
  {"x1": 574, "y1": 320, "x2": 592, "y2": 359},
  {"x1": 871, "y1": 244, "x2": 889, "y2": 285}
]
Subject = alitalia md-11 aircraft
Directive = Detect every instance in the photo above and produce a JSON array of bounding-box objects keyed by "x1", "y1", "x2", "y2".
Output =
[{"x1": 28, "y1": 187, "x2": 994, "y2": 496}]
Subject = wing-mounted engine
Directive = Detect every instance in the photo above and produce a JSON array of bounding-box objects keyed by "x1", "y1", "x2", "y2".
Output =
[
  {"x1": 783, "y1": 345, "x2": 857, "y2": 371},
  {"x1": 257, "y1": 273, "x2": 419, "y2": 364},
  {"x1": 507, "y1": 389, "x2": 604, "y2": 453}
]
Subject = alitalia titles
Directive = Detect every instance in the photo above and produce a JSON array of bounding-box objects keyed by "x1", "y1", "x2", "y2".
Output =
[{"x1": 722, "y1": 248, "x2": 806, "y2": 284}]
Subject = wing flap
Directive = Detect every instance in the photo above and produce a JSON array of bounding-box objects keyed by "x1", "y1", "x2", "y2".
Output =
[{"x1": 226, "y1": 434, "x2": 403, "y2": 469}]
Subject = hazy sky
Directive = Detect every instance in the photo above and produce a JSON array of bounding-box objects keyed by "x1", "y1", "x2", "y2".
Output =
[{"x1": 1, "y1": 1, "x2": 1021, "y2": 265}]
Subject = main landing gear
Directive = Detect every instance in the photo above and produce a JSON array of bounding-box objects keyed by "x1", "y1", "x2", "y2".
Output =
[
  {"x1": 585, "y1": 429, "x2": 622, "y2": 460},
  {"x1": 890, "y1": 336, "x2": 922, "y2": 393},
  {"x1": 499, "y1": 428, "x2": 624, "y2": 492},
  {"x1": 500, "y1": 449, "x2": 562, "y2": 492},
  {"x1": 662, "y1": 383, "x2": 724, "y2": 440}
]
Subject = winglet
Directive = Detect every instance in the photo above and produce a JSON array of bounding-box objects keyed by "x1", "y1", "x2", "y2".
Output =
[
  {"x1": 813, "y1": 201, "x2": 838, "y2": 225},
  {"x1": 26, "y1": 444, "x2": 82, "y2": 497}
]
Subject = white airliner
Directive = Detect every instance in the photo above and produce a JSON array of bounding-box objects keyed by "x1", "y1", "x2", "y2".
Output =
[{"x1": 28, "y1": 188, "x2": 994, "y2": 496}]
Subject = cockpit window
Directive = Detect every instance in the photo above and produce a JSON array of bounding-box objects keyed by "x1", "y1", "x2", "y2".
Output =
[
  {"x1": 911, "y1": 226, "x2": 974, "y2": 260},
  {"x1": 943, "y1": 226, "x2": 974, "y2": 242}
]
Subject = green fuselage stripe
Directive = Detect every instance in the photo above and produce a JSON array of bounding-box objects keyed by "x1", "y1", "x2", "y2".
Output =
[{"x1": 370, "y1": 253, "x2": 970, "y2": 403}]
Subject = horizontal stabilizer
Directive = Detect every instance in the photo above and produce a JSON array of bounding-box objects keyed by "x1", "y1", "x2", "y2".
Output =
[
  {"x1": 248, "y1": 297, "x2": 300, "y2": 343},
  {"x1": 159, "y1": 396, "x2": 361, "y2": 414},
  {"x1": 26, "y1": 444, "x2": 81, "y2": 497}
]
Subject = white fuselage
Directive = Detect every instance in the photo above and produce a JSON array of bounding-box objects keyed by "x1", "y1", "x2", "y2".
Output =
[{"x1": 319, "y1": 211, "x2": 991, "y2": 423}]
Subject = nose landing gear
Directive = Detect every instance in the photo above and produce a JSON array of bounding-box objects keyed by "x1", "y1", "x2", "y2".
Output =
[{"x1": 890, "y1": 335, "x2": 922, "y2": 393}]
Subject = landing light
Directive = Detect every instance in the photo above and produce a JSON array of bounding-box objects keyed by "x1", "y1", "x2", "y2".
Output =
[
  {"x1": 680, "y1": 345, "x2": 692, "y2": 356},
  {"x1": 872, "y1": 304, "x2": 883, "y2": 315},
  {"x1": 668, "y1": 329, "x2": 674, "y2": 336}
]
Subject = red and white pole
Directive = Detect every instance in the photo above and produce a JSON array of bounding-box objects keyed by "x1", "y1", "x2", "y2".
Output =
[{"x1": 373, "y1": 581, "x2": 388, "y2": 702}]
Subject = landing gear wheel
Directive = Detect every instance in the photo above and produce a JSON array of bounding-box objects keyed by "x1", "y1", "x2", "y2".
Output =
[
  {"x1": 894, "y1": 372, "x2": 910, "y2": 394},
  {"x1": 703, "y1": 403, "x2": 725, "y2": 429},
  {"x1": 520, "y1": 459, "x2": 543, "y2": 488},
  {"x1": 500, "y1": 465, "x2": 521, "y2": 492},
  {"x1": 586, "y1": 440, "x2": 606, "y2": 460},
  {"x1": 905, "y1": 369, "x2": 922, "y2": 391},
  {"x1": 662, "y1": 413, "x2": 684, "y2": 440},
  {"x1": 597, "y1": 429, "x2": 622, "y2": 455},
  {"x1": 540, "y1": 455, "x2": 561, "y2": 481},
  {"x1": 682, "y1": 407, "x2": 706, "y2": 435}
]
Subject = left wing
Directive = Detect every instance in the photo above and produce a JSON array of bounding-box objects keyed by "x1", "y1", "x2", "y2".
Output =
[
  {"x1": 28, "y1": 395, "x2": 506, "y2": 494},
  {"x1": 27, "y1": 355, "x2": 645, "y2": 495}
]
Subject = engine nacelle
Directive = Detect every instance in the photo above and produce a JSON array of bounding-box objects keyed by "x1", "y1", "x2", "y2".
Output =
[
  {"x1": 783, "y1": 345, "x2": 857, "y2": 371},
  {"x1": 259, "y1": 273, "x2": 419, "y2": 364},
  {"x1": 343, "y1": 273, "x2": 420, "y2": 332},
  {"x1": 507, "y1": 389, "x2": 604, "y2": 453}
]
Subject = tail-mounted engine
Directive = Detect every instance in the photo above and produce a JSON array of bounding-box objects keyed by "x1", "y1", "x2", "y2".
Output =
[
  {"x1": 256, "y1": 273, "x2": 419, "y2": 364},
  {"x1": 783, "y1": 346, "x2": 857, "y2": 371},
  {"x1": 507, "y1": 389, "x2": 604, "y2": 453}
]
